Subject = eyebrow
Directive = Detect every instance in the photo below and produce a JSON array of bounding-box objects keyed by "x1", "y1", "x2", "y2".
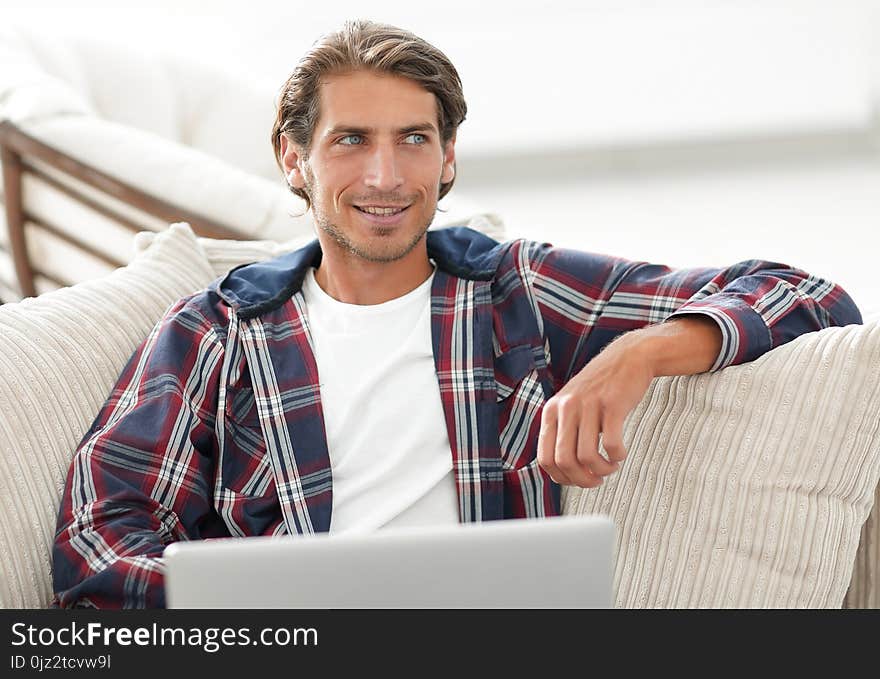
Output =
[{"x1": 323, "y1": 122, "x2": 438, "y2": 138}]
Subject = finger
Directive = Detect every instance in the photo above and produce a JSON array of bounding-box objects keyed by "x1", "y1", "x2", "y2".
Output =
[
  {"x1": 576, "y1": 407, "x2": 616, "y2": 479},
  {"x1": 554, "y1": 398, "x2": 598, "y2": 487},
  {"x1": 538, "y1": 403, "x2": 571, "y2": 485},
  {"x1": 600, "y1": 409, "x2": 628, "y2": 463}
]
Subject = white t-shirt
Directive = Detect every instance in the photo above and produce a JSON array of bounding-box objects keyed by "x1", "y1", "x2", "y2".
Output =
[{"x1": 300, "y1": 266, "x2": 460, "y2": 534}]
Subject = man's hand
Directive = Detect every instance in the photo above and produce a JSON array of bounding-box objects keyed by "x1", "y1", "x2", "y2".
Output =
[{"x1": 537, "y1": 316, "x2": 723, "y2": 488}]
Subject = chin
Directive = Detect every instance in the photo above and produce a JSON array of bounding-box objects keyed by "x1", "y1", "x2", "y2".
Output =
[
  {"x1": 351, "y1": 229, "x2": 428, "y2": 263},
  {"x1": 317, "y1": 207, "x2": 432, "y2": 263}
]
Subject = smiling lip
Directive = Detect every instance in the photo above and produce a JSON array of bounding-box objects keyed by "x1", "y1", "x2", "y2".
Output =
[{"x1": 353, "y1": 204, "x2": 411, "y2": 226}]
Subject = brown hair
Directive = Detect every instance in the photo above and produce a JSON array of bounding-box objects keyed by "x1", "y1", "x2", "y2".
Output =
[{"x1": 271, "y1": 20, "x2": 467, "y2": 209}]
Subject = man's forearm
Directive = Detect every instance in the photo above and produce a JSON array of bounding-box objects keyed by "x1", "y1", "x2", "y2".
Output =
[{"x1": 621, "y1": 315, "x2": 723, "y2": 378}]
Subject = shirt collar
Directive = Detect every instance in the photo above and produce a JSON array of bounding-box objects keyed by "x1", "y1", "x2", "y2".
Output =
[{"x1": 214, "y1": 226, "x2": 509, "y2": 319}]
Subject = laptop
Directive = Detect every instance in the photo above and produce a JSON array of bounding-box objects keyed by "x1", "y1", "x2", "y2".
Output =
[{"x1": 163, "y1": 514, "x2": 615, "y2": 608}]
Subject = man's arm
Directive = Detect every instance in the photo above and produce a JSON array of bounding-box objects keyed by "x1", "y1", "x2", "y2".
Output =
[
  {"x1": 520, "y1": 242, "x2": 862, "y2": 488},
  {"x1": 537, "y1": 315, "x2": 721, "y2": 487},
  {"x1": 52, "y1": 297, "x2": 224, "y2": 608}
]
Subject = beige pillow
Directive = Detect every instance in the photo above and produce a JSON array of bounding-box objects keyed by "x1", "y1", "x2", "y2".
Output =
[
  {"x1": 0, "y1": 223, "x2": 216, "y2": 608},
  {"x1": 563, "y1": 321, "x2": 880, "y2": 608}
]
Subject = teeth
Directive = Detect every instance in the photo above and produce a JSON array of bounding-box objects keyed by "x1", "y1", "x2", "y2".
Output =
[{"x1": 359, "y1": 206, "x2": 405, "y2": 215}]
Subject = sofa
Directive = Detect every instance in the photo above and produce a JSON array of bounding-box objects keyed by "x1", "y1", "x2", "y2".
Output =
[{"x1": 0, "y1": 218, "x2": 877, "y2": 609}]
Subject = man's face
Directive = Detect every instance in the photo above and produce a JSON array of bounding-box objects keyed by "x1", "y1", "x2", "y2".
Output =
[{"x1": 281, "y1": 70, "x2": 455, "y2": 263}]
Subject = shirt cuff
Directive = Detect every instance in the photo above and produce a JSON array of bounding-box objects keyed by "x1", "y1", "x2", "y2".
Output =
[{"x1": 667, "y1": 297, "x2": 773, "y2": 372}]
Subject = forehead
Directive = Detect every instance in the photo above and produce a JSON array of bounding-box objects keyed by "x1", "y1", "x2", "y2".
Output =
[{"x1": 315, "y1": 70, "x2": 439, "y2": 134}]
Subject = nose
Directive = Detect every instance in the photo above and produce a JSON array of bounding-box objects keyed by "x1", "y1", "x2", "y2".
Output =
[{"x1": 363, "y1": 143, "x2": 404, "y2": 192}]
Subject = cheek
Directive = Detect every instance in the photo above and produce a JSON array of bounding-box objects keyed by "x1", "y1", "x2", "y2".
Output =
[
  {"x1": 408, "y1": 160, "x2": 444, "y2": 198},
  {"x1": 309, "y1": 165, "x2": 357, "y2": 211}
]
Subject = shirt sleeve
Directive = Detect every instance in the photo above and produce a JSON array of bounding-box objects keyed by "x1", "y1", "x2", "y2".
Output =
[
  {"x1": 519, "y1": 240, "x2": 862, "y2": 388},
  {"x1": 51, "y1": 296, "x2": 226, "y2": 609}
]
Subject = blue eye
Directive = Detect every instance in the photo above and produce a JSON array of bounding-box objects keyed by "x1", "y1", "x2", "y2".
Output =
[
  {"x1": 404, "y1": 133, "x2": 427, "y2": 144},
  {"x1": 339, "y1": 134, "x2": 363, "y2": 145}
]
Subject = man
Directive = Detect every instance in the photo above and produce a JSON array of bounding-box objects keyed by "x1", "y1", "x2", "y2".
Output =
[{"x1": 52, "y1": 20, "x2": 861, "y2": 608}]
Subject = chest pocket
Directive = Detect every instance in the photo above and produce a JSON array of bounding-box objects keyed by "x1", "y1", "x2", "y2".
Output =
[
  {"x1": 219, "y1": 385, "x2": 274, "y2": 497},
  {"x1": 494, "y1": 346, "x2": 547, "y2": 470},
  {"x1": 494, "y1": 346, "x2": 538, "y2": 401},
  {"x1": 228, "y1": 385, "x2": 261, "y2": 426}
]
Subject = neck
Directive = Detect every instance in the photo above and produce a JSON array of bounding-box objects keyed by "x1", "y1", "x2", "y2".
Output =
[{"x1": 313, "y1": 237, "x2": 434, "y2": 305}]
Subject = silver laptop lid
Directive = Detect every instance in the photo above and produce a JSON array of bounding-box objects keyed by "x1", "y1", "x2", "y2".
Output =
[{"x1": 164, "y1": 514, "x2": 615, "y2": 609}]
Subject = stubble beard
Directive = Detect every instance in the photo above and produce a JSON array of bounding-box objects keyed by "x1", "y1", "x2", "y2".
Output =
[
  {"x1": 306, "y1": 178, "x2": 436, "y2": 263},
  {"x1": 313, "y1": 211, "x2": 433, "y2": 263}
]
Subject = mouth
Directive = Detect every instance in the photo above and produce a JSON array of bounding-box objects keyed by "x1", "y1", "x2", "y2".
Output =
[{"x1": 353, "y1": 204, "x2": 411, "y2": 226}]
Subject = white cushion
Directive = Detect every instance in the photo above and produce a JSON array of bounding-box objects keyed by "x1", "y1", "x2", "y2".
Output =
[
  {"x1": 0, "y1": 223, "x2": 216, "y2": 608},
  {"x1": 20, "y1": 116, "x2": 312, "y2": 242},
  {"x1": 563, "y1": 321, "x2": 880, "y2": 608},
  {"x1": 0, "y1": 29, "x2": 177, "y2": 138},
  {"x1": 0, "y1": 27, "x2": 278, "y2": 168},
  {"x1": 0, "y1": 27, "x2": 94, "y2": 123},
  {"x1": 61, "y1": 34, "x2": 178, "y2": 141},
  {"x1": 164, "y1": 58, "x2": 280, "y2": 181}
]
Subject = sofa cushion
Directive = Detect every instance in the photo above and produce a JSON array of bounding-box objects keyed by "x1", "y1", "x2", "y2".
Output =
[
  {"x1": 0, "y1": 223, "x2": 216, "y2": 608},
  {"x1": 62, "y1": 35, "x2": 179, "y2": 141},
  {"x1": 164, "y1": 58, "x2": 281, "y2": 182},
  {"x1": 563, "y1": 320, "x2": 880, "y2": 608},
  {"x1": 0, "y1": 27, "x2": 95, "y2": 123}
]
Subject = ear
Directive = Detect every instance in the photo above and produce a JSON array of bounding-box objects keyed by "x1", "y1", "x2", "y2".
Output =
[
  {"x1": 280, "y1": 134, "x2": 307, "y2": 189},
  {"x1": 441, "y1": 133, "x2": 456, "y2": 184}
]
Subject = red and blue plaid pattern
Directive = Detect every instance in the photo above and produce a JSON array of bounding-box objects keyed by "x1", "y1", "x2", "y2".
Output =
[{"x1": 52, "y1": 228, "x2": 861, "y2": 607}]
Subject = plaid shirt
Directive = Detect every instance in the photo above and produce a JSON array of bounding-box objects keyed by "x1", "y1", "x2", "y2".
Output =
[{"x1": 52, "y1": 227, "x2": 861, "y2": 608}]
